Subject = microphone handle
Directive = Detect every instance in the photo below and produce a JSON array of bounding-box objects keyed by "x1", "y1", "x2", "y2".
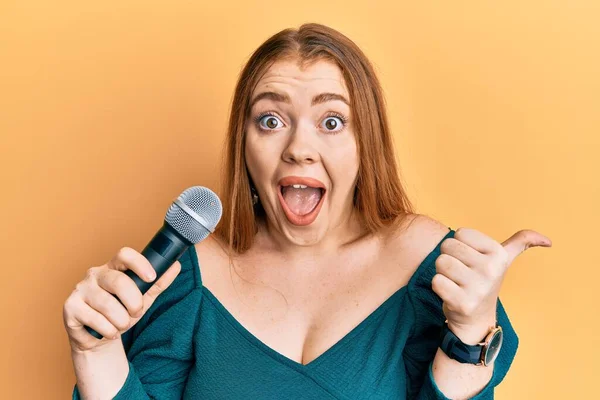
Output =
[{"x1": 84, "y1": 223, "x2": 192, "y2": 339}]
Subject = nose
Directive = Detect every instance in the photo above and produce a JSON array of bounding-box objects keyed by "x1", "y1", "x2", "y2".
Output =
[{"x1": 281, "y1": 124, "x2": 320, "y2": 165}]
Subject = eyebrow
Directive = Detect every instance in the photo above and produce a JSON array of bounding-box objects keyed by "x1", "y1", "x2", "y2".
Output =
[{"x1": 249, "y1": 91, "x2": 350, "y2": 108}]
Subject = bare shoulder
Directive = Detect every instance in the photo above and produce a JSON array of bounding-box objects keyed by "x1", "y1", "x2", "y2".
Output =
[
  {"x1": 381, "y1": 213, "x2": 451, "y2": 273},
  {"x1": 193, "y1": 235, "x2": 231, "y2": 287},
  {"x1": 410, "y1": 213, "x2": 452, "y2": 240},
  {"x1": 195, "y1": 234, "x2": 229, "y2": 256},
  {"x1": 383, "y1": 213, "x2": 450, "y2": 245}
]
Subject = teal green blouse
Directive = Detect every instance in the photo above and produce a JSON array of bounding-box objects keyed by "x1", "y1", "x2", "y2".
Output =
[{"x1": 73, "y1": 228, "x2": 518, "y2": 399}]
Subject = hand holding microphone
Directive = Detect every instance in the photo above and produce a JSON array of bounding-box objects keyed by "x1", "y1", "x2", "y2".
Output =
[{"x1": 62, "y1": 186, "x2": 222, "y2": 352}]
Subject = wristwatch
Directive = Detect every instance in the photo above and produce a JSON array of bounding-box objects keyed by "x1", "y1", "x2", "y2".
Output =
[{"x1": 439, "y1": 319, "x2": 503, "y2": 366}]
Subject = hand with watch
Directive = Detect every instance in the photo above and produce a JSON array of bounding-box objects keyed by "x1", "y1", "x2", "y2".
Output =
[{"x1": 432, "y1": 228, "x2": 551, "y2": 367}]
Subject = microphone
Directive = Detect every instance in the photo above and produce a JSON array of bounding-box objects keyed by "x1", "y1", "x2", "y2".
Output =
[{"x1": 85, "y1": 186, "x2": 223, "y2": 339}]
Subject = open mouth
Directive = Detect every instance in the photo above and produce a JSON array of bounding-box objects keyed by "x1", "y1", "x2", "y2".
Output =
[{"x1": 277, "y1": 177, "x2": 326, "y2": 226}]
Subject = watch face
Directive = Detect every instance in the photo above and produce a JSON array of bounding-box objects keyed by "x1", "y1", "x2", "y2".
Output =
[{"x1": 484, "y1": 329, "x2": 503, "y2": 365}]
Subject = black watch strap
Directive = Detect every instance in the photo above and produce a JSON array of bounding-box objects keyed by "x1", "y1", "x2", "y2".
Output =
[{"x1": 439, "y1": 321, "x2": 486, "y2": 364}]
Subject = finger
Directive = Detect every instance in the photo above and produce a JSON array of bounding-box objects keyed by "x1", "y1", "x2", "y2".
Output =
[
  {"x1": 453, "y1": 227, "x2": 501, "y2": 255},
  {"x1": 84, "y1": 285, "x2": 136, "y2": 330},
  {"x1": 435, "y1": 253, "x2": 475, "y2": 287},
  {"x1": 501, "y1": 229, "x2": 552, "y2": 266},
  {"x1": 109, "y1": 247, "x2": 157, "y2": 283},
  {"x1": 440, "y1": 237, "x2": 486, "y2": 269},
  {"x1": 431, "y1": 273, "x2": 464, "y2": 308},
  {"x1": 141, "y1": 261, "x2": 182, "y2": 311},
  {"x1": 70, "y1": 299, "x2": 120, "y2": 341},
  {"x1": 96, "y1": 269, "x2": 144, "y2": 318}
]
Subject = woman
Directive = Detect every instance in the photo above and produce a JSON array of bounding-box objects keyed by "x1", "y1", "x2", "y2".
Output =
[{"x1": 67, "y1": 23, "x2": 551, "y2": 399}]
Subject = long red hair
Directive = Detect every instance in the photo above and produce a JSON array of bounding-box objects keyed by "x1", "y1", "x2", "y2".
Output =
[{"x1": 214, "y1": 23, "x2": 415, "y2": 254}]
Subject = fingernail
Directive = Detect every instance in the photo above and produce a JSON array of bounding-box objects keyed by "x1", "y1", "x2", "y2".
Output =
[{"x1": 148, "y1": 271, "x2": 156, "y2": 280}]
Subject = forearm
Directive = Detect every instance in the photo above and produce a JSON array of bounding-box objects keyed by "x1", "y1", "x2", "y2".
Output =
[
  {"x1": 430, "y1": 318, "x2": 496, "y2": 399},
  {"x1": 70, "y1": 339, "x2": 130, "y2": 400},
  {"x1": 431, "y1": 347, "x2": 493, "y2": 399}
]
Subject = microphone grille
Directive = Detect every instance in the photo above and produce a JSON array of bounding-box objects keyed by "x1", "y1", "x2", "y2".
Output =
[{"x1": 165, "y1": 186, "x2": 223, "y2": 244}]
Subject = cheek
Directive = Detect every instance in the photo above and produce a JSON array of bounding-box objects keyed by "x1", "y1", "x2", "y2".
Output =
[
  {"x1": 337, "y1": 136, "x2": 359, "y2": 170},
  {"x1": 326, "y1": 140, "x2": 359, "y2": 189},
  {"x1": 244, "y1": 133, "x2": 279, "y2": 182},
  {"x1": 341, "y1": 157, "x2": 360, "y2": 187}
]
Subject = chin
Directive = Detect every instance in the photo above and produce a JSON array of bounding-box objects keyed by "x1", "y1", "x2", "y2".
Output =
[{"x1": 278, "y1": 216, "x2": 329, "y2": 247}]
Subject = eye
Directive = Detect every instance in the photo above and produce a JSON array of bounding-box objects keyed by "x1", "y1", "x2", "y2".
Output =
[
  {"x1": 255, "y1": 112, "x2": 284, "y2": 131},
  {"x1": 320, "y1": 115, "x2": 346, "y2": 133},
  {"x1": 323, "y1": 113, "x2": 348, "y2": 133}
]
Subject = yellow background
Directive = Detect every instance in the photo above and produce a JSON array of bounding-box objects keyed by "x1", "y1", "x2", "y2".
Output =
[{"x1": 1, "y1": 1, "x2": 598, "y2": 398}]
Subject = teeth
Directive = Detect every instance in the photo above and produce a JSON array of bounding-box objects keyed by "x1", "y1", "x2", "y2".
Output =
[{"x1": 292, "y1": 184, "x2": 308, "y2": 189}]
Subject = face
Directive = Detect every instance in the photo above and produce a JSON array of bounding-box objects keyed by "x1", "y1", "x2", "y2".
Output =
[{"x1": 244, "y1": 59, "x2": 359, "y2": 246}]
